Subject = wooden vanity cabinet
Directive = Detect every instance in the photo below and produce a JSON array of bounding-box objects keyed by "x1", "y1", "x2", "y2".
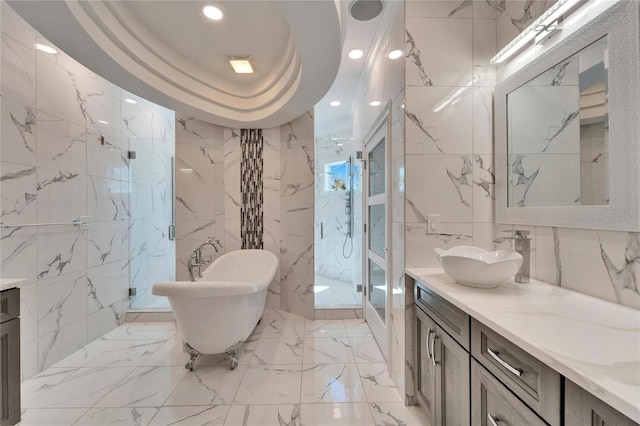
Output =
[
  {"x1": 0, "y1": 288, "x2": 20, "y2": 426},
  {"x1": 564, "y1": 380, "x2": 639, "y2": 426},
  {"x1": 415, "y1": 282, "x2": 471, "y2": 426},
  {"x1": 413, "y1": 277, "x2": 639, "y2": 426}
]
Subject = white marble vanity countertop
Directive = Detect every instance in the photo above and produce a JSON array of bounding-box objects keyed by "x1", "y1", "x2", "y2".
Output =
[
  {"x1": 406, "y1": 267, "x2": 640, "y2": 423},
  {"x1": 0, "y1": 278, "x2": 27, "y2": 292}
]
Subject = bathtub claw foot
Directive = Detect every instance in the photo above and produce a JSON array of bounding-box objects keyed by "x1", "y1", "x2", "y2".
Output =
[
  {"x1": 184, "y1": 343, "x2": 201, "y2": 371},
  {"x1": 225, "y1": 341, "x2": 243, "y2": 370},
  {"x1": 229, "y1": 356, "x2": 238, "y2": 370}
]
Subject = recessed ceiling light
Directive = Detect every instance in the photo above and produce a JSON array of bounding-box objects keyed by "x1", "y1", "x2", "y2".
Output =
[
  {"x1": 330, "y1": 101, "x2": 341, "y2": 107},
  {"x1": 98, "y1": 120, "x2": 109, "y2": 125},
  {"x1": 336, "y1": 143, "x2": 344, "y2": 147},
  {"x1": 369, "y1": 101, "x2": 381, "y2": 107},
  {"x1": 348, "y1": 49, "x2": 364, "y2": 59},
  {"x1": 125, "y1": 98, "x2": 137, "y2": 104},
  {"x1": 228, "y1": 56, "x2": 255, "y2": 74},
  {"x1": 203, "y1": 5, "x2": 223, "y2": 20},
  {"x1": 36, "y1": 43, "x2": 57, "y2": 54},
  {"x1": 388, "y1": 49, "x2": 403, "y2": 59}
]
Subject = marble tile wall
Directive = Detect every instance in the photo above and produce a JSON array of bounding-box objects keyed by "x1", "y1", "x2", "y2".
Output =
[
  {"x1": 280, "y1": 112, "x2": 315, "y2": 319},
  {"x1": 176, "y1": 113, "x2": 314, "y2": 318},
  {"x1": 174, "y1": 116, "x2": 224, "y2": 281},
  {"x1": 0, "y1": 5, "x2": 175, "y2": 380},
  {"x1": 223, "y1": 126, "x2": 282, "y2": 312}
]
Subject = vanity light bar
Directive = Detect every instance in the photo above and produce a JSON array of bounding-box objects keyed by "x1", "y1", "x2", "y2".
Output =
[{"x1": 489, "y1": 0, "x2": 583, "y2": 65}]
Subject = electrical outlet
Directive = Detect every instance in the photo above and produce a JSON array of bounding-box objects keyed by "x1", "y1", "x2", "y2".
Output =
[{"x1": 427, "y1": 214, "x2": 439, "y2": 234}]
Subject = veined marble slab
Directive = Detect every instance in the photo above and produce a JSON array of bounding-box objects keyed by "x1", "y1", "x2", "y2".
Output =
[
  {"x1": 406, "y1": 267, "x2": 640, "y2": 423},
  {"x1": 0, "y1": 278, "x2": 26, "y2": 291}
]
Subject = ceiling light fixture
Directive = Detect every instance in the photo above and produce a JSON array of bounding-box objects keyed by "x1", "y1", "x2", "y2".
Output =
[
  {"x1": 369, "y1": 101, "x2": 381, "y2": 107},
  {"x1": 203, "y1": 5, "x2": 223, "y2": 21},
  {"x1": 388, "y1": 49, "x2": 403, "y2": 59},
  {"x1": 125, "y1": 98, "x2": 137, "y2": 104},
  {"x1": 348, "y1": 49, "x2": 364, "y2": 60},
  {"x1": 330, "y1": 101, "x2": 341, "y2": 107},
  {"x1": 36, "y1": 43, "x2": 57, "y2": 54},
  {"x1": 228, "y1": 56, "x2": 255, "y2": 74},
  {"x1": 489, "y1": 0, "x2": 582, "y2": 64}
]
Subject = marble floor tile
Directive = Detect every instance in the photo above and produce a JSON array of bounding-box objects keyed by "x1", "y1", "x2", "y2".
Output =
[
  {"x1": 304, "y1": 320, "x2": 348, "y2": 338},
  {"x1": 349, "y1": 337, "x2": 386, "y2": 364},
  {"x1": 369, "y1": 402, "x2": 432, "y2": 426},
  {"x1": 343, "y1": 319, "x2": 373, "y2": 338},
  {"x1": 50, "y1": 338, "x2": 116, "y2": 368},
  {"x1": 357, "y1": 363, "x2": 403, "y2": 402},
  {"x1": 261, "y1": 318, "x2": 305, "y2": 339},
  {"x1": 198, "y1": 338, "x2": 258, "y2": 367},
  {"x1": 95, "y1": 366, "x2": 187, "y2": 407},
  {"x1": 18, "y1": 408, "x2": 87, "y2": 426},
  {"x1": 140, "y1": 338, "x2": 190, "y2": 367},
  {"x1": 125, "y1": 322, "x2": 178, "y2": 340},
  {"x1": 267, "y1": 308, "x2": 305, "y2": 321},
  {"x1": 74, "y1": 407, "x2": 160, "y2": 425},
  {"x1": 100, "y1": 322, "x2": 145, "y2": 340},
  {"x1": 20, "y1": 367, "x2": 77, "y2": 406},
  {"x1": 19, "y1": 320, "x2": 417, "y2": 426},
  {"x1": 301, "y1": 363, "x2": 366, "y2": 404},
  {"x1": 300, "y1": 403, "x2": 375, "y2": 425},
  {"x1": 86, "y1": 340, "x2": 164, "y2": 367},
  {"x1": 302, "y1": 337, "x2": 355, "y2": 365},
  {"x1": 25, "y1": 367, "x2": 134, "y2": 408},
  {"x1": 148, "y1": 405, "x2": 230, "y2": 426},
  {"x1": 163, "y1": 365, "x2": 246, "y2": 406},
  {"x1": 251, "y1": 337, "x2": 304, "y2": 365},
  {"x1": 234, "y1": 365, "x2": 303, "y2": 404},
  {"x1": 224, "y1": 404, "x2": 302, "y2": 426}
]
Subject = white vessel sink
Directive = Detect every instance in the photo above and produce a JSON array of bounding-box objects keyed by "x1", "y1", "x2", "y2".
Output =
[{"x1": 434, "y1": 246, "x2": 523, "y2": 288}]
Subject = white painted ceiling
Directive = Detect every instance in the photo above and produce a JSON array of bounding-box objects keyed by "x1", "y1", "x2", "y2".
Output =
[
  {"x1": 8, "y1": 0, "x2": 344, "y2": 128},
  {"x1": 9, "y1": 0, "x2": 388, "y2": 131}
]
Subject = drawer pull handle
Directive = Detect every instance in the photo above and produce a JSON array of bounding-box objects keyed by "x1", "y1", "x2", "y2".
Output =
[
  {"x1": 487, "y1": 348, "x2": 522, "y2": 377},
  {"x1": 429, "y1": 331, "x2": 439, "y2": 366},
  {"x1": 488, "y1": 414, "x2": 500, "y2": 426}
]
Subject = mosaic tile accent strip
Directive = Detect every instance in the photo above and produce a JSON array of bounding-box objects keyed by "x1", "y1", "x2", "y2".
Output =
[{"x1": 240, "y1": 128, "x2": 264, "y2": 249}]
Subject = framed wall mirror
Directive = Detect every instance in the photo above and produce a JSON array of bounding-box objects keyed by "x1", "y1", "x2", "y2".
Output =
[{"x1": 495, "y1": 1, "x2": 640, "y2": 231}]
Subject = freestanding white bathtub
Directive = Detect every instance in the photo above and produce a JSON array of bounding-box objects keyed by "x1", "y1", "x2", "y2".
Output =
[{"x1": 152, "y1": 249, "x2": 278, "y2": 370}]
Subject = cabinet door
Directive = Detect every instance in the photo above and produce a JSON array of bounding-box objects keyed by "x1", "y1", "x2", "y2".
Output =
[
  {"x1": 415, "y1": 307, "x2": 437, "y2": 425},
  {"x1": 434, "y1": 324, "x2": 470, "y2": 426},
  {"x1": 565, "y1": 380, "x2": 639, "y2": 426},
  {"x1": 0, "y1": 318, "x2": 20, "y2": 426}
]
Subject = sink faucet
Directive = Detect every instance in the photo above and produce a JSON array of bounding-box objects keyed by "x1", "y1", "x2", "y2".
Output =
[
  {"x1": 494, "y1": 230, "x2": 531, "y2": 283},
  {"x1": 188, "y1": 237, "x2": 221, "y2": 281}
]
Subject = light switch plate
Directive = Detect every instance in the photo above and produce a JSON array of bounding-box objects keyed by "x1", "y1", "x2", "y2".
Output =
[{"x1": 427, "y1": 214, "x2": 439, "y2": 234}]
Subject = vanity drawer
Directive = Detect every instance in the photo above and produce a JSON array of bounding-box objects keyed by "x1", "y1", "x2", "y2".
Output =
[
  {"x1": 415, "y1": 281, "x2": 470, "y2": 350},
  {"x1": 471, "y1": 319, "x2": 561, "y2": 425},
  {"x1": 0, "y1": 289, "x2": 19, "y2": 324},
  {"x1": 471, "y1": 359, "x2": 546, "y2": 426}
]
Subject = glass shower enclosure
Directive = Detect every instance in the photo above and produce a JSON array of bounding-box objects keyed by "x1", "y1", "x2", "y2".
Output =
[{"x1": 314, "y1": 130, "x2": 363, "y2": 308}]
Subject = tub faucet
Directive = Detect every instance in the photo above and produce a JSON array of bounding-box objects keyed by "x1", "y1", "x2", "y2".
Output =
[
  {"x1": 493, "y1": 230, "x2": 531, "y2": 283},
  {"x1": 188, "y1": 238, "x2": 221, "y2": 281}
]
